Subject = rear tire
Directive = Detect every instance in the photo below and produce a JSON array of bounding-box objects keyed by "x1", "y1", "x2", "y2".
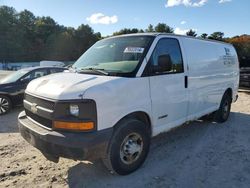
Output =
[
  {"x1": 102, "y1": 118, "x2": 150, "y2": 175},
  {"x1": 0, "y1": 95, "x2": 12, "y2": 115},
  {"x1": 214, "y1": 92, "x2": 231, "y2": 123}
]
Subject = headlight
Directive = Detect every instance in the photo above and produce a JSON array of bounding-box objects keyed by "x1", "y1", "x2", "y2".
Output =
[{"x1": 70, "y1": 104, "x2": 79, "y2": 116}]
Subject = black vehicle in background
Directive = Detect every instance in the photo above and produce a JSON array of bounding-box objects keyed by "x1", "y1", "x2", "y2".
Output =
[
  {"x1": 0, "y1": 66, "x2": 67, "y2": 115},
  {"x1": 239, "y1": 56, "x2": 250, "y2": 88},
  {"x1": 240, "y1": 67, "x2": 250, "y2": 88}
]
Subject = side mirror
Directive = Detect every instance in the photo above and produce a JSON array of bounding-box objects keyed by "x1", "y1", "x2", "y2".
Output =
[
  {"x1": 19, "y1": 77, "x2": 31, "y2": 83},
  {"x1": 158, "y1": 54, "x2": 172, "y2": 72}
]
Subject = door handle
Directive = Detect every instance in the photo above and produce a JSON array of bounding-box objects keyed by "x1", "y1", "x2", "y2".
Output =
[{"x1": 185, "y1": 76, "x2": 188, "y2": 88}]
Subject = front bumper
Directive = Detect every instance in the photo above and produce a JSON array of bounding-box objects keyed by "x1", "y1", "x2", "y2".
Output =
[{"x1": 18, "y1": 111, "x2": 112, "y2": 162}]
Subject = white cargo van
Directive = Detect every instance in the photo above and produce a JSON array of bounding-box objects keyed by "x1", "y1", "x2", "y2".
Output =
[{"x1": 18, "y1": 33, "x2": 239, "y2": 175}]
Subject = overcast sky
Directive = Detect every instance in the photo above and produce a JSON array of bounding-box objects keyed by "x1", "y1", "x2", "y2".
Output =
[{"x1": 1, "y1": 0, "x2": 249, "y2": 37}]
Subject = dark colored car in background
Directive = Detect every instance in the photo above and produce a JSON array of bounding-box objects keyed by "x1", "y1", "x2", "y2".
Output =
[
  {"x1": 0, "y1": 66, "x2": 67, "y2": 115},
  {"x1": 240, "y1": 67, "x2": 250, "y2": 88}
]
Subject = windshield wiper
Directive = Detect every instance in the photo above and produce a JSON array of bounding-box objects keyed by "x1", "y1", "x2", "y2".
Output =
[{"x1": 79, "y1": 68, "x2": 109, "y2": 76}]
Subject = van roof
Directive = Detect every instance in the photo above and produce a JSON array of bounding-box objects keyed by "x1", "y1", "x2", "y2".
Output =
[{"x1": 110, "y1": 32, "x2": 232, "y2": 46}]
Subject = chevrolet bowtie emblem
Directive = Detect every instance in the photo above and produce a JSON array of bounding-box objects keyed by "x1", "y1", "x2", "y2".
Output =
[{"x1": 30, "y1": 103, "x2": 38, "y2": 114}]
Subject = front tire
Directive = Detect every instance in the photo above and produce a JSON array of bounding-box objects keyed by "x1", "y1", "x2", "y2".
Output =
[
  {"x1": 214, "y1": 92, "x2": 231, "y2": 123},
  {"x1": 103, "y1": 118, "x2": 150, "y2": 175},
  {"x1": 0, "y1": 95, "x2": 12, "y2": 115}
]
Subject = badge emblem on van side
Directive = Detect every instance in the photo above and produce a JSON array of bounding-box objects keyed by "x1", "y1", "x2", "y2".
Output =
[
  {"x1": 223, "y1": 47, "x2": 234, "y2": 66},
  {"x1": 224, "y1": 48, "x2": 231, "y2": 56}
]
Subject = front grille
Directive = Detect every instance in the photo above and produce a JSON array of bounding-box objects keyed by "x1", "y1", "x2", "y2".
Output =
[
  {"x1": 25, "y1": 109, "x2": 53, "y2": 129},
  {"x1": 25, "y1": 94, "x2": 55, "y2": 111}
]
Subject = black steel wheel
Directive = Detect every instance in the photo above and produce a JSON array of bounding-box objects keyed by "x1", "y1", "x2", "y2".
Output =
[
  {"x1": 103, "y1": 118, "x2": 150, "y2": 175},
  {"x1": 214, "y1": 92, "x2": 231, "y2": 123}
]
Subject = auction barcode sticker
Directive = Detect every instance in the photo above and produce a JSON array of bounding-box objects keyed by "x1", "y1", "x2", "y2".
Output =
[{"x1": 124, "y1": 47, "x2": 144, "y2": 53}]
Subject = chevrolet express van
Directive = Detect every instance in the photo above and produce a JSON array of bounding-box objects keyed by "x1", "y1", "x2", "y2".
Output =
[{"x1": 18, "y1": 33, "x2": 239, "y2": 175}]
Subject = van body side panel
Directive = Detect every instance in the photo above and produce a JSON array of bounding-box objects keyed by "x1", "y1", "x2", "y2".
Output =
[
  {"x1": 83, "y1": 77, "x2": 152, "y2": 131},
  {"x1": 181, "y1": 38, "x2": 239, "y2": 120},
  {"x1": 217, "y1": 45, "x2": 239, "y2": 102}
]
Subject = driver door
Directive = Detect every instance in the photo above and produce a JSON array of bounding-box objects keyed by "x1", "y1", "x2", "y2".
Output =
[{"x1": 148, "y1": 38, "x2": 188, "y2": 131}]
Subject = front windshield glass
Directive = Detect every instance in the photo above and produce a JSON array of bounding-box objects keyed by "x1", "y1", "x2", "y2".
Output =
[
  {"x1": 72, "y1": 36, "x2": 154, "y2": 76},
  {"x1": 0, "y1": 69, "x2": 29, "y2": 84}
]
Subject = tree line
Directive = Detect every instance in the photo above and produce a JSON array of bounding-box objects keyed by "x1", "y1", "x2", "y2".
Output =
[
  {"x1": 0, "y1": 6, "x2": 101, "y2": 62},
  {"x1": 113, "y1": 24, "x2": 226, "y2": 40},
  {"x1": 0, "y1": 6, "x2": 249, "y2": 66}
]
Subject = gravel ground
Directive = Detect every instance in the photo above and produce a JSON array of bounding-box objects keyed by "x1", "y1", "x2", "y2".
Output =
[{"x1": 0, "y1": 71, "x2": 250, "y2": 187}]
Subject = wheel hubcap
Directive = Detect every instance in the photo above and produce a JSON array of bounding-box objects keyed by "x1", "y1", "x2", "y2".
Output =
[
  {"x1": 120, "y1": 133, "x2": 143, "y2": 165},
  {"x1": 0, "y1": 97, "x2": 9, "y2": 114}
]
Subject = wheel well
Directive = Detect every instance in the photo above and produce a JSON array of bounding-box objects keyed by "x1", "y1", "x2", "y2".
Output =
[
  {"x1": 114, "y1": 111, "x2": 152, "y2": 136},
  {"x1": 225, "y1": 88, "x2": 233, "y2": 102},
  {"x1": 0, "y1": 94, "x2": 12, "y2": 104}
]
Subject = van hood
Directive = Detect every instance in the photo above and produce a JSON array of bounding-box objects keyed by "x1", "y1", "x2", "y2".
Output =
[{"x1": 26, "y1": 72, "x2": 119, "y2": 100}]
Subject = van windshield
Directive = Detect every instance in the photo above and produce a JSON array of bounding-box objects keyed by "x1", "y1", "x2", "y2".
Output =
[{"x1": 72, "y1": 36, "x2": 154, "y2": 77}]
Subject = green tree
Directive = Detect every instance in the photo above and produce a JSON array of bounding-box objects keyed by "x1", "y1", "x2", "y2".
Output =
[
  {"x1": 200, "y1": 33, "x2": 208, "y2": 39},
  {"x1": 43, "y1": 31, "x2": 75, "y2": 61},
  {"x1": 0, "y1": 6, "x2": 102, "y2": 62},
  {"x1": 34, "y1": 16, "x2": 61, "y2": 60},
  {"x1": 186, "y1": 29, "x2": 197, "y2": 37},
  {"x1": 208, "y1": 32, "x2": 224, "y2": 41},
  {"x1": 16, "y1": 10, "x2": 38, "y2": 61},
  {"x1": 0, "y1": 6, "x2": 19, "y2": 61},
  {"x1": 113, "y1": 28, "x2": 142, "y2": 36},
  {"x1": 75, "y1": 24, "x2": 100, "y2": 58},
  {"x1": 146, "y1": 24, "x2": 154, "y2": 32},
  {"x1": 35, "y1": 16, "x2": 59, "y2": 41},
  {"x1": 18, "y1": 10, "x2": 36, "y2": 30},
  {"x1": 154, "y1": 23, "x2": 174, "y2": 33}
]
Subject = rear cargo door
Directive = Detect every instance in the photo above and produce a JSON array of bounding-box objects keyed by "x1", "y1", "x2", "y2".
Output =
[{"x1": 148, "y1": 37, "x2": 188, "y2": 131}]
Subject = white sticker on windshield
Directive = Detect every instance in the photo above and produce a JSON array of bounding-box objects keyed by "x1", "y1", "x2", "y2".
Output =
[{"x1": 124, "y1": 47, "x2": 144, "y2": 53}]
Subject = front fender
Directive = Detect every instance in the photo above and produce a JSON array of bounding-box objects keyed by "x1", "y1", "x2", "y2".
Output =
[{"x1": 83, "y1": 77, "x2": 151, "y2": 131}]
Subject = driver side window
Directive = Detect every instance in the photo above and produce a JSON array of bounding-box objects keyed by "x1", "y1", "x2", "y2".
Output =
[
  {"x1": 21, "y1": 69, "x2": 48, "y2": 82},
  {"x1": 149, "y1": 38, "x2": 184, "y2": 75},
  {"x1": 33, "y1": 69, "x2": 48, "y2": 78}
]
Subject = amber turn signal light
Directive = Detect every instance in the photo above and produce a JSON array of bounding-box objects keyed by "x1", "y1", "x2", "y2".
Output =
[{"x1": 53, "y1": 121, "x2": 94, "y2": 131}]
